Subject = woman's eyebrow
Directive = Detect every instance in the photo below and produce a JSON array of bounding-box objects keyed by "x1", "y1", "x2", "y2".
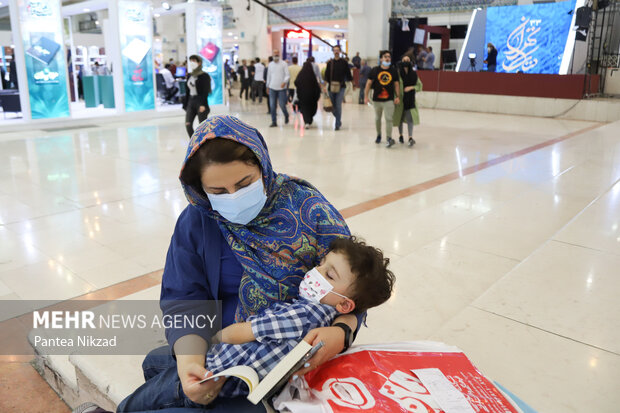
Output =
[
  {"x1": 234, "y1": 174, "x2": 253, "y2": 186},
  {"x1": 205, "y1": 174, "x2": 253, "y2": 191}
]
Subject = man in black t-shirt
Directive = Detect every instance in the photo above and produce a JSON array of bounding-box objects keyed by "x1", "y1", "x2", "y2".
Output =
[{"x1": 364, "y1": 50, "x2": 400, "y2": 147}]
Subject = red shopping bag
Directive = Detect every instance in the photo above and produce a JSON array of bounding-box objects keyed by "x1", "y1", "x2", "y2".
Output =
[{"x1": 274, "y1": 342, "x2": 520, "y2": 413}]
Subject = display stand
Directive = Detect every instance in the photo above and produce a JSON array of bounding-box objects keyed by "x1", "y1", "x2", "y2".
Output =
[
  {"x1": 98, "y1": 75, "x2": 115, "y2": 108},
  {"x1": 82, "y1": 75, "x2": 99, "y2": 107}
]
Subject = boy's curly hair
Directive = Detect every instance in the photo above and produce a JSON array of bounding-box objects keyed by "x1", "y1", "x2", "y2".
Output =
[{"x1": 329, "y1": 236, "x2": 395, "y2": 314}]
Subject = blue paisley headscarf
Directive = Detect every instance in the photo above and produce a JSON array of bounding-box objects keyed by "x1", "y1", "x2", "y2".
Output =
[{"x1": 180, "y1": 115, "x2": 350, "y2": 321}]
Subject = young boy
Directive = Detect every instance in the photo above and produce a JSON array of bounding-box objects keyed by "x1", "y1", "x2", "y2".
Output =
[{"x1": 204, "y1": 236, "x2": 395, "y2": 400}]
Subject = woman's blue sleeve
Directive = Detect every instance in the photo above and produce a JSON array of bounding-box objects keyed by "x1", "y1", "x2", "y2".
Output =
[{"x1": 160, "y1": 206, "x2": 218, "y2": 351}]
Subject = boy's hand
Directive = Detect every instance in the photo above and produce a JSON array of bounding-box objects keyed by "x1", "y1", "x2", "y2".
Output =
[{"x1": 294, "y1": 327, "x2": 344, "y2": 377}]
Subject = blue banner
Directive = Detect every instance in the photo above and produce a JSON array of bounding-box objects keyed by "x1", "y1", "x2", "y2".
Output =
[
  {"x1": 486, "y1": 0, "x2": 576, "y2": 74},
  {"x1": 196, "y1": 8, "x2": 223, "y2": 106},
  {"x1": 118, "y1": 1, "x2": 155, "y2": 112},
  {"x1": 17, "y1": 0, "x2": 69, "y2": 119}
]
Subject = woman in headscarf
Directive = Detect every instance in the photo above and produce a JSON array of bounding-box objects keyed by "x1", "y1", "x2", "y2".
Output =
[
  {"x1": 183, "y1": 54, "x2": 212, "y2": 137},
  {"x1": 294, "y1": 61, "x2": 321, "y2": 129},
  {"x1": 393, "y1": 55, "x2": 423, "y2": 147},
  {"x1": 115, "y1": 116, "x2": 356, "y2": 412}
]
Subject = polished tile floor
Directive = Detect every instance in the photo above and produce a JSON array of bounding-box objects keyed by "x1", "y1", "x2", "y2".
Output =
[{"x1": 1, "y1": 96, "x2": 619, "y2": 412}]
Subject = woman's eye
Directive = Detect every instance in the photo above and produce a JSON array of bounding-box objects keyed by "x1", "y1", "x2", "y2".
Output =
[{"x1": 236, "y1": 180, "x2": 251, "y2": 190}]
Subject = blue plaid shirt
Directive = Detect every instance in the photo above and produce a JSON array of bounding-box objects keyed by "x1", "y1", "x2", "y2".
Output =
[{"x1": 206, "y1": 298, "x2": 339, "y2": 398}]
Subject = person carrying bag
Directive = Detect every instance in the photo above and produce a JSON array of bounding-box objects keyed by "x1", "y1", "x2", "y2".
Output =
[{"x1": 323, "y1": 45, "x2": 352, "y2": 130}]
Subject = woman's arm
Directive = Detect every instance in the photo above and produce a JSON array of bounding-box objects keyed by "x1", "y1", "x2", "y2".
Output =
[
  {"x1": 160, "y1": 207, "x2": 218, "y2": 352},
  {"x1": 294, "y1": 312, "x2": 361, "y2": 377},
  {"x1": 415, "y1": 77, "x2": 423, "y2": 92}
]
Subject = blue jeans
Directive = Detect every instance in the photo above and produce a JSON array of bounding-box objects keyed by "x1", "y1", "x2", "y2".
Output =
[
  {"x1": 328, "y1": 89, "x2": 345, "y2": 128},
  {"x1": 269, "y1": 89, "x2": 288, "y2": 125},
  {"x1": 117, "y1": 346, "x2": 266, "y2": 413}
]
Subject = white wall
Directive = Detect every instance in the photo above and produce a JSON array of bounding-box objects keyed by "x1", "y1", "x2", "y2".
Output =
[
  {"x1": 427, "y1": 12, "x2": 471, "y2": 27},
  {"x1": 0, "y1": 30, "x2": 13, "y2": 45},
  {"x1": 156, "y1": 13, "x2": 186, "y2": 63},
  {"x1": 72, "y1": 32, "x2": 105, "y2": 48},
  {"x1": 603, "y1": 70, "x2": 620, "y2": 96},
  {"x1": 348, "y1": 0, "x2": 391, "y2": 60},
  {"x1": 229, "y1": 0, "x2": 270, "y2": 60}
]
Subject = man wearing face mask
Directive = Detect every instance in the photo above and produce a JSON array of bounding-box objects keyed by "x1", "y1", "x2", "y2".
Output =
[
  {"x1": 364, "y1": 50, "x2": 400, "y2": 147},
  {"x1": 266, "y1": 49, "x2": 290, "y2": 127},
  {"x1": 484, "y1": 43, "x2": 498, "y2": 72},
  {"x1": 183, "y1": 54, "x2": 212, "y2": 137},
  {"x1": 323, "y1": 45, "x2": 352, "y2": 131}
]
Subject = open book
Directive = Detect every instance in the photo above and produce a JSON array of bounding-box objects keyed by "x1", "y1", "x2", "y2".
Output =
[{"x1": 198, "y1": 340, "x2": 323, "y2": 405}]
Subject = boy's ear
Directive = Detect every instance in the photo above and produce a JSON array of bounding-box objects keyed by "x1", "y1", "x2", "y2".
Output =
[{"x1": 337, "y1": 298, "x2": 355, "y2": 314}]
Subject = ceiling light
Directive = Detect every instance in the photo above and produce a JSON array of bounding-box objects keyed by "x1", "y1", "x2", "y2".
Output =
[
  {"x1": 234, "y1": 36, "x2": 238, "y2": 40},
  {"x1": 162, "y1": 2, "x2": 171, "y2": 10},
  {"x1": 228, "y1": 32, "x2": 233, "y2": 36},
  {"x1": 95, "y1": 20, "x2": 100, "y2": 25},
  {"x1": 334, "y1": 24, "x2": 340, "y2": 28},
  {"x1": 154, "y1": 13, "x2": 160, "y2": 17},
  {"x1": 83, "y1": 8, "x2": 90, "y2": 12}
]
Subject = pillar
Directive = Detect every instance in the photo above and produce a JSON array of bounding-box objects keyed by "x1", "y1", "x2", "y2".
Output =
[{"x1": 348, "y1": 0, "x2": 391, "y2": 63}]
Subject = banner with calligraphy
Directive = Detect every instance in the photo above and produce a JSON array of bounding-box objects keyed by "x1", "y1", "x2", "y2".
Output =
[
  {"x1": 485, "y1": 0, "x2": 577, "y2": 74},
  {"x1": 118, "y1": 0, "x2": 155, "y2": 112},
  {"x1": 15, "y1": 0, "x2": 70, "y2": 119}
]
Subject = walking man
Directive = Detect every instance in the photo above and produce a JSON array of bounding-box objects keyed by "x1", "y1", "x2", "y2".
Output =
[
  {"x1": 266, "y1": 49, "x2": 290, "y2": 127},
  {"x1": 237, "y1": 59, "x2": 252, "y2": 100},
  {"x1": 323, "y1": 45, "x2": 352, "y2": 130},
  {"x1": 252, "y1": 57, "x2": 265, "y2": 103},
  {"x1": 364, "y1": 50, "x2": 400, "y2": 147},
  {"x1": 358, "y1": 59, "x2": 371, "y2": 104}
]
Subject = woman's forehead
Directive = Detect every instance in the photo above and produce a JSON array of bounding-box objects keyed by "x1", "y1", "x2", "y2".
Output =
[{"x1": 201, "y1": 161, "x2": 259, "y2": 184}]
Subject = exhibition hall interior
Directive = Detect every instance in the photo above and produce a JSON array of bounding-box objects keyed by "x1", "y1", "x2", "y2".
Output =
[{"x1": 0, "y1": 0, "x2": 619, "y2": 412}]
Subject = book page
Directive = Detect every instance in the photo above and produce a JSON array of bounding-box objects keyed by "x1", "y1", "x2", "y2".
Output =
[
  {"x1": 197, "y1": 365, "x2": 259, "y2": 393},
  {"x1": 247, "y1": 340, "x2": 312, "y2": 405}
]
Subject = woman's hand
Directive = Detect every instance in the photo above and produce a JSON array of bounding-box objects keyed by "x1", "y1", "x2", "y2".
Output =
[
  {"x1": 177, "y1": 357, "x2": 227, "y2": 405},
  {"x1": 294, "y1": 326, "x2": 345, "y2": 377},
  {"x1": 199, "y1": 105, "x2": 206, "y2": 113},
  {"x1": 404, "y1": 86, "x2": 415, "y2": 92}
]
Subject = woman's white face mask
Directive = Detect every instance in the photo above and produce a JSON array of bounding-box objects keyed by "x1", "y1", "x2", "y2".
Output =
[
  {"x1": 189, "y1": 61, "x2": 199, "y2": 70},
  {"x1": 204, "y1": 178, "x2": 267, "y2": 225}
]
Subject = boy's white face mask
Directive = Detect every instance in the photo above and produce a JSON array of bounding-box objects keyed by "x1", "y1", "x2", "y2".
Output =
[{"x1": 299, "y1": 267, "x2": 349, "y2": 303}]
